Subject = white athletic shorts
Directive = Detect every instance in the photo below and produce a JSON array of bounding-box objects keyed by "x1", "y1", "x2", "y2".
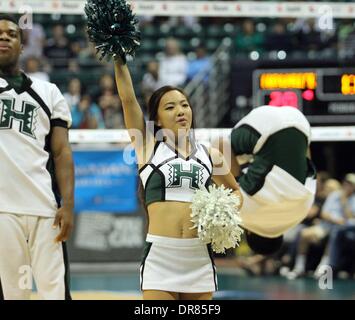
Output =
[
  {"x1": 140, "y1": 234, "x2": 218, "y2": 293},
  {"x1": 0, "y1": 213, "x2": 71, "y2": 300}
]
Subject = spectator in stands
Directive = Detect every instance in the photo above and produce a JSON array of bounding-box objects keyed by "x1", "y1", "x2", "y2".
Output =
[
  {"x1": 20, "y1": 22, "x2": 46, "y2": 62},
  {"x1": 264, "y1": 21, "x2": 294, "y2": 52},
  {"x1": 78, "y1": 37, "x2": 112, "y2": 70},
  {"x1": 158, "y1": 37, "x2": 188, "y2": 87},
  {"x1": 338, "y1": 19, "x2": 355, "y2": 42},
  {"x1": 186, "y1": 45, "x2": 211, "y2": 83},
  {"x1": 242, "y1": 175, "x2": 341, "y2": 278},
  {"x1": 326, "y1": 221, "x2": 355, "y2": 278},
  {"x1": 313, "y1": 173, "x2": 355, "y2": 278},
  {"x1": 306, "y1": 20, "x2": 328, "y2": 52},
  {"x1": 92, "y1": 74, "x2": 124, "y2": 129},
  {"x1": 292, "y1": 18, "x2": 323, "y2": 55},
  {"x1": 98, "y1": 91, "x2": 124, "y2": 129},
  {"x1": 91, "y1": 73, "x2": 116, "y2": 102},
  {"x1": 141, "y1": 60, "x2": 162, "y2": 111},
  {"x1": 164, "y1": 16, "x2": 199, "y2": 30},
  {"x1": 24, "y1": 56, "x2": 49, "y2": 82},
  {"x1": 279, "y1": 172, "x2": 331, "y2": 266},
  {"x1": 137, "y1": 15, "x2": 154, "y2": 28},
  {"x1": 235, "y1": 19, "x2": 264, "y2": 54},
  {"x1": 285, "y1": 177, "x2": 341, "y2": 279},
  {"x1": 71, "y1": 94, "x2": 105, "y2": 129},
  {"x1": 44, "y1": 24, "x2": 76, "y2": 69},
  {"x1": 338, "y1": 20, "x2": 355, "y2": 59},
  {"x1": 338, "y1": 20, "x2": 351, "y2": 57},
  {"x1": 63, "y1": 78, "x2": 82, "y2": 110}
]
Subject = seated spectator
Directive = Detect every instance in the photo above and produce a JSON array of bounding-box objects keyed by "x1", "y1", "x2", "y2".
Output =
[
  {"x1": 326, "y1": 224, "x2": 355, "y2": 278},
  {"x1": 235, "y1": 19, "x2": 264, "y2": 54},
  {"x1": 313, "y1": 173, "x2": 355, "y2": 278},
  {"x1": 78, "y1": 38, "x2": 112, "y2": 70},
  {"x1": 163, "y1": 16, "x2": 199, "y2": 29},
  {"x1": 158, "y1": 37, "x2": 188, "y2": 87},
  {"x1": 186, "y1": 45, "x2": 211, "y2": 83},
  {"x1": 339, "y1": 27, "x2": 355, "y2": 59},
  {"x1": 91, "y1": 74, "x2": 124, "y2": 128},
  {"x1": 98, "y1": 91, "x2": 124, "y2": 129},
  {"x1": 63, "y1": 78, "x2": 83, "y2": 110},
  {"x1": 91, "y1": 73, "x2": 117, "y2": 102},
  {"x1": 292, "y1": 18, "x2": 323, "y2": 53},
  {"x1": 279, "y1": 172, "x2": 331, "y2": 267},
  {"x1": 24, "y1": 56, "x2": 49, "y2": 82},
  {"x1": 137, "y1": 15, "x2": 154, "y2": 28},
  {"x1": 71, "y1": 95, "x2": 105, "y2": 129},
  {"x1": 141, "y1": 60, "x2": 162, "y2": 111},
  {"x1": 285, "y1": 177, "x2": 341, "y2": 279},
  {"x1": 306, "y1": 20, "x2": 325, "y2": 52},
  {"x1": 264, "y1": 21, "x2": 294, "y2": 52},
  {"x1": 44, "y1": 24, "x2": 76, "y2": 69},
  {"x1": 20, "y1": 23, "x2": 46, "y2": 62}
]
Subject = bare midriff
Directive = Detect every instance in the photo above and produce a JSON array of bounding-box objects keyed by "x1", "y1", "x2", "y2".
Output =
[{"x1": 147, "y1": 201, "x2": 198, "y2": 238}]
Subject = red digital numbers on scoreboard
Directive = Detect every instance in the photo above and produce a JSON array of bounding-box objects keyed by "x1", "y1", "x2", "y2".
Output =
[{"x1": 268, "y1": 91, "x2": 299, "y2": 108}]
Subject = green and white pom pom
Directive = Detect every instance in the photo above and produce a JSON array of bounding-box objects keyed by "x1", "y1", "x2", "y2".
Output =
[
  {"x1": 85, "y1": 0, "x2": 141, "y2": 63},
  {"x1": 190, "y1": 185, "x2": 244, "y2": 254}
]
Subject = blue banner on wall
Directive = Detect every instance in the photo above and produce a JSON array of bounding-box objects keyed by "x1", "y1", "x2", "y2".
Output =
[{"x1": 73, "y1": 150, "x2": 137, "y2": 213}]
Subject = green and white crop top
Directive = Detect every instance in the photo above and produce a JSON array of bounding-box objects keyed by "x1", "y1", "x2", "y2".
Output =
[{"x1": 139, "y1": 141, "x2": 213, "y2": 206}]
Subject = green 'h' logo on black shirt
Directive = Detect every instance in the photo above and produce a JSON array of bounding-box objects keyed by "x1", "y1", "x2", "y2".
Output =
[
  {"x1": 0, "y1": 98, "x2": 39, "y2": 139},
  {"x1": 167, "y1": 163, "x2": 203, "y2": 189}
]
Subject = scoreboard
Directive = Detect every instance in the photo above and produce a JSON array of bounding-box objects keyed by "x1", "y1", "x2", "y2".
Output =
[{"x1": 253, "y1": 68, "x2": 355, "y2": 124}]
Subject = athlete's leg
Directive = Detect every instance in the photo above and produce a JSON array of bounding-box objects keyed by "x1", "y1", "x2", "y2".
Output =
[
  {"x1": 143, "y1": 290, "x2": 179, "y2": 300},
  {"x1": 0, "y1": 213, "x2": 31, "y2": 300},
  {"x1": 29, "y1": 217, "x2": 71, "y2": 300}
]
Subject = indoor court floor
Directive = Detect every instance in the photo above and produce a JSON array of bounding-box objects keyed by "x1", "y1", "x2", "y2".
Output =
[{"x1": 33, "y1": 265, "x2": 354, "y2": 300}]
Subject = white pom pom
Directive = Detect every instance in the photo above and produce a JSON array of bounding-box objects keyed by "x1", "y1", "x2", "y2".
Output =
[{"x1": 190, "y1": 184, "x2": 244, "y2": 253}]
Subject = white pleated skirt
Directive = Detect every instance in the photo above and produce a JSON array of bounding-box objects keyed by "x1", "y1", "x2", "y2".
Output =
[{"x1": 140, "y1": 234, "x2": 218, "y2": 293}]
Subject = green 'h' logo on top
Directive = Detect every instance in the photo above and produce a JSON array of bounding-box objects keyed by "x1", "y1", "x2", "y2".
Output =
[
  {"x1": 167, "y1": 163, "x2": 203, "y2": 190},
  {"x1": 0, "y1": 98, "x2": 39, "y2": 139}
]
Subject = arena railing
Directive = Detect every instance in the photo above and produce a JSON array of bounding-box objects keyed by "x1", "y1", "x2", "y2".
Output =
[{"x1": 69, "y1": 127, "x2": 355, "y2": 145}]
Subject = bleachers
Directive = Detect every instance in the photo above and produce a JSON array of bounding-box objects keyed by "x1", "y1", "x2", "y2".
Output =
[{"x1": 31, "y1": 13, "x2": 352, "y2": 101}]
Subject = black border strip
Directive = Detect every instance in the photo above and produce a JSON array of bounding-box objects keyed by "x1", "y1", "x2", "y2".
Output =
[
  {"x1": 193, "y1": 157, "x2": 212, "y2": 176},
  {"x1": 0, "y1": 85, "x2": 11, "y2": 94},
  {"x1": 144, "y1": 164, "x2": 166, "y2": 206},
  {"x1": 138, "y1": 140, "x2": 161, "y2": 174},
  {"x1": 26, "y1": 87, "x2": 51, "y2": 122},
  {"x1": 207, "y1": 244, "x2": 218, "y2": 291},
  {"x1": 0, "y1": 276, "x2": 4, "y2": 300},
  {"x1": 156, "y1": 156, "x2": 178, "y2": 169},
  {"x1": 62, "y1": 242, "x2": 72, "y2": 300},
  {"x1": 164, "y1": 141, "x2": 197, "y2": 161},
  {"x1": 51, "y1": 119, "x2": 68, "y2": 128},
  {"x1": 140, "y1": 242, "x2": 153, "y2": 291}
]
